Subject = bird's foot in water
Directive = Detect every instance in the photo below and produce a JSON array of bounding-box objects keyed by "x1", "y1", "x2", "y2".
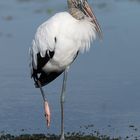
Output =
[
  {"x1": 60, "y1": 136, "x2": 65, "y2": 140},
  {"x1": 60, "y1": 132, "x2": 65, "y2": 140},
  {"x1": 44, "y1": 101, "x2": 51, "y2": 128}
]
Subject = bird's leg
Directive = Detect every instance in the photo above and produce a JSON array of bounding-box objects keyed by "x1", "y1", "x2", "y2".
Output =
[
  {"x1": 60, "y1": 68, "x2": 68, "y2": 140},
  {"x1": 37, "y1": 80, "x2": 51, "y2": 128}
]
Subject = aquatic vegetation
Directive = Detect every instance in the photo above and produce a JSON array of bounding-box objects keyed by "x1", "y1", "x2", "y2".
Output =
[
  {"x1": 0, "y1": 133, "x2": 121, "y2": 140},
  {"x1": 96, "y1": 2, "x2": 108, "y2": 9},
  {"x1": 2, "y1": 16, "x2": 13, "y2": 21},
  {"x1": 46, "y1": 8, "x2": 53, "y2": 14},
  {"x1": 16, "y1": 0, "x2": 48, "y2": 3},
  {"x1": 34, "y1": 8, "x2": 54, "y2": 15}
]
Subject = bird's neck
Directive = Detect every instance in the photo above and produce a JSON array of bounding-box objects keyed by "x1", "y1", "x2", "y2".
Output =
[
  {"x1": 67, "y1": 0, "x2": 75, "y2": 9},
  {"x1": 69, "y1": 8, "x2": 85, "y2": 20},
  {"x1": 67, "y1": 0, "x2": 85, "y2": 20}
]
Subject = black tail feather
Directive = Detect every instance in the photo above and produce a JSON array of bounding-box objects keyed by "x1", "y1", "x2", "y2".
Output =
[{"x1": 34, "y1": 71, "x2": 63, "y2": 88}]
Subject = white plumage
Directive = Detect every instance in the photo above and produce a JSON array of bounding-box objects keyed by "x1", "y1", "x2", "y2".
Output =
[{"x1": 30, "y1": 12, "x2": 96, "y2": 75}]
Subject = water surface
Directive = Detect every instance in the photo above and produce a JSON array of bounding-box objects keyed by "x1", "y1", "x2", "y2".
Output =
[{"x1": 0, "y1": 0, "x2": 140, "y2": 139}]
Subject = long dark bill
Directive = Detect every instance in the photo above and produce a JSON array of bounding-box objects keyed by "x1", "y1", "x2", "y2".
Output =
[{"x1": 83, "y1": 1, "x2": 103, "y2": 39}]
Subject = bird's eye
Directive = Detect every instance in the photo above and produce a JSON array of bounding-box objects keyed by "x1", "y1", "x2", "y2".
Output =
[
  {"x1": 83, "y1": 1, "x2": 85, "y2": 6},
  {"x1": 79, "y1": 0, "x2": 86, "y2": 6}
]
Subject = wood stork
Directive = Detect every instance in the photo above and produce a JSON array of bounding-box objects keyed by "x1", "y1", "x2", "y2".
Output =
[{"x1": 29, "y1": 0, "x2": 102, "y2": 139}]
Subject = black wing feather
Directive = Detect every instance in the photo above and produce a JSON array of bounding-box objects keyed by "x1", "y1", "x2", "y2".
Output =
[{"x1": 32, "y1": 50, "x2": 59, "y2": 87}]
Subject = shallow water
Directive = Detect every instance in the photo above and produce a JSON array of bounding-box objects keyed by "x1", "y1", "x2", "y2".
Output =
[{"x1": 0, "y1": 0, "x2": 140, "y2": 139}]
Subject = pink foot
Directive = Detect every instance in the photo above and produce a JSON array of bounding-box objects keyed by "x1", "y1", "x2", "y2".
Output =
[{"x1": 44, "y1": 101, "x2": 51, "y2": 128}]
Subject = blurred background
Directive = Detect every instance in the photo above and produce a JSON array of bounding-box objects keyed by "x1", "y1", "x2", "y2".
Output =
[{"x1": 0, "y1": 0, "x2": 140, "y2": 139}]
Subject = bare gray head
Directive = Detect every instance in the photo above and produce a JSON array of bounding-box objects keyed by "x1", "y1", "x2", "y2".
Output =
[
  {"x1": 67, "y1": 0, "x2": 85, "y2": 9},
  {"x1": 67, "y1": 0, "x2": 102, "y2": 39}
]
